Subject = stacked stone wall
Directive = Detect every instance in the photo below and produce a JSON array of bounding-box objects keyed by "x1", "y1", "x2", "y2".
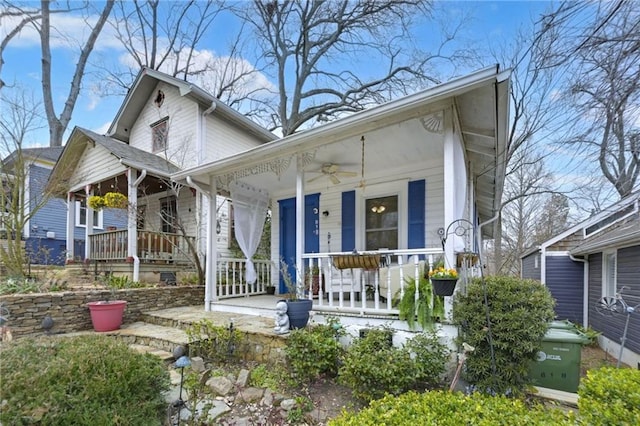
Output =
[{"x1": 0, "y1": 286, "x2": 204, "y2": 338}]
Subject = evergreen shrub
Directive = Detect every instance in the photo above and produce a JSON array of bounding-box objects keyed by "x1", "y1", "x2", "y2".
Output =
[{"x1": 452, "y1": 275, "x2": 555, "y2": 396}]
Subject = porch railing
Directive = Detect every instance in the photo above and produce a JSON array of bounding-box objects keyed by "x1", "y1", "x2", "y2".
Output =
[
  {"x1": 216, "y1": 258, "x2": 272, "y2": 299},
  {"x1": 302, "y1": 248, "x2": 452, "y2": 316},
  {"x1": 89, "y1": 230, "x2": 195, "y2": 263}
]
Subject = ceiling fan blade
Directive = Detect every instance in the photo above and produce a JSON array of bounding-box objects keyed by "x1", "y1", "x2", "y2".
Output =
[
  {"x1": 335, "y1": 171, "x2": 358, "y2": 177},
  {"x1": 330, "y1": 174, "x2": 341, "y2": 185},
  {"x1": 323, "y1": 164, "x2": 340, "y2": 174},
  {"x1": 307, "y1": 174, "x2": 326, "y2": 183}
]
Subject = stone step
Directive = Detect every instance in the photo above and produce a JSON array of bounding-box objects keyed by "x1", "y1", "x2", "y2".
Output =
[
  {"x1": 104, "y1": 321, "x2": 189, "y2": 354},
  {"x1": 129, "y1": 343, "x2": 175, "y2": 364}
]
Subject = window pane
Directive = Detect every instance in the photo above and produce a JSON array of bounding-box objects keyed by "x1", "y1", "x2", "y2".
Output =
[
  {"x1": 365, "y1": 195, "x2": 398, "y2": 250},
  {"x1": 160, "y1": 197, "x2": 176, "y2": 233},
  {"x1": 152, "y1": 119, "x2": 168, "y2": 152}
]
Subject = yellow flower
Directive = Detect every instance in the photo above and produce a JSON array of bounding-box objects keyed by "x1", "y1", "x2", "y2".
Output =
[
  {"x1": 428, "y1": 266, "x2": 458, "y2": 279},
  {"x1": 103, "y1": 192, "x2": 128, "y2": 208},
  {"x1": 87, "y1": 195, "x2": 106, "y2": 210}
]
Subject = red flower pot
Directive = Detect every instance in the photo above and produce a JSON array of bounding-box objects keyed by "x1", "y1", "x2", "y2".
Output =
[{"x1": 87, "y1": 301, "x2": 127, "y2": 332}]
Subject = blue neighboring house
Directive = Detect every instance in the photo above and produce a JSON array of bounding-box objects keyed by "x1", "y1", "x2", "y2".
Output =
[
  {"x1": 1, "y1": 147, "x2": 125, "y2": 266},
  {"x1": 521, "y1": 192, "x2": 640, "y2": 368}
]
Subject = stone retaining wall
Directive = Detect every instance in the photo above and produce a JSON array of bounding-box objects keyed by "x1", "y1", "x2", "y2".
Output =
[{"x1": 0, "y1": 286, "x2": 204, "y2": 338}]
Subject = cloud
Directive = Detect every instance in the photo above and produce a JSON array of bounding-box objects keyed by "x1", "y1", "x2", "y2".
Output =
[
  {"x1": 1, "y1": 5, "x2": 124, "y2": 51},
  {"x1": 94, "y1": 121, "x2": 112, "y2": 135}
]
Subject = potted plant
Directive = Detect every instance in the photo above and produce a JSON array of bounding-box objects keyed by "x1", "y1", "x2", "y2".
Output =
[
  {"x1": 87, "y1": 274, "x2": 130, "y2": 332},
  {"x1": 103, "y1": 192, "x2": 128, "y2": 208},
  {"x1": 396, "y1": 274, "x2": 445, "y2": 330},
  {"x1": 428, "y1": 265, "x2": 459, "y2": 296},
  {"x1": 279, "y1": 260, "x2": 312, "y2": 329},
  {"x1": 87, "y1": 195, "x2": 106, "y2": 210},
  {"x1": 265, "y1": 284, "x2": 276, "y2": 295}
]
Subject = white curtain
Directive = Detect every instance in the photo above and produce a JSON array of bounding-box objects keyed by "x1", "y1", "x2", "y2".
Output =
[{"x1": 230, "y1": 181, "x2": 269, "y2": 284}]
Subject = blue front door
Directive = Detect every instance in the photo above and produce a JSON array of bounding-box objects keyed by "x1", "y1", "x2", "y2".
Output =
[{"x1": 278, "y1": 194, "x2": 320, "y2": 294}]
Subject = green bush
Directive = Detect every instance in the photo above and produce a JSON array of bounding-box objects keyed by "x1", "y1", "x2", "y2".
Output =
[
  {"x1": 329, "y1": 390, "x2": 575, "y2": 425},
  {"x1": 452, "y1": 276, "x2": 555, "y2": 396},
  {"x1": 0, "y1": 335, "x2": 170, "y2": 425},
  {"x1": 285, "y1": 321, "x2": 345, "y2": 383},
  {"x1": 186, "y1": 319, "x2": 244, "y2": 363},
  {"x1": 578, "y1": 366, "x2": 640, "y2": 425},
  {"x1": 338, "y1": 328, "x2": 449, "y2": 402}
]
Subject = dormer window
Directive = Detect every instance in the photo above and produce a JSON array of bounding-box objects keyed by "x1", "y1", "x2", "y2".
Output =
[{"x1": 151, "y1": 117, "x2": 168, "y2": 152}]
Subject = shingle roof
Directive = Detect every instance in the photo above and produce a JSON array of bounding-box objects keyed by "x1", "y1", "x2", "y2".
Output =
[
  {"x1": 571, "y1": 214, "x2": 640, "y2": 255},
  {"x1": 77, "y1": 127, "x2": 181, "y2": 176},
  {"x1": 2, "y1": 146, "x2": 64, "y2": 166}
]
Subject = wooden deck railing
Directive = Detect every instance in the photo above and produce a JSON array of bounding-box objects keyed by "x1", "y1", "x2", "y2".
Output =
[{"x1": 89, "y1": 230, "x2": 195, "y2": 263}]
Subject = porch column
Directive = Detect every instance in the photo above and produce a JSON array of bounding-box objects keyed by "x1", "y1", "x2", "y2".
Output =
[
  {"x1": 65, "y1": 192, "x2": 75, "y2": 262},
  {"x1": 84, "y1": 185, "x2": 93, "y2": 261},
  {"x1": 443, "y1": 110, "x2": 456, "y2": 318},
  {"x1": 295, "y1": 154, "x2": 305, "y2": 294},
  {"x1": 127, "y1": 168, "x2": 140, "y2": 281},
  {"x1": 204, "y1": 175, "x2": 217, "y2": 310}
]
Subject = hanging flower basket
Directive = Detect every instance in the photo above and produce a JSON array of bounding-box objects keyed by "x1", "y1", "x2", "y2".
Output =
[
  {"x1": 430, "y1": 278, "x2": 459, "y2": 296},
  {"x1": 103, "y1": 192, "x2": 128, "y2": 208},
  {"x1": 428, "y1": 266, "x2": 459, "y2": 296},
  {"x1": 87, "y1": 195, "x2": 107, "y2": 210}
]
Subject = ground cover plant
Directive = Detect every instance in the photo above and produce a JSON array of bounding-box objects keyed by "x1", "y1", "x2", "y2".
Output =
[
  {"x1": 453, "y1": 275, "x2": 555, "y2": 396},
  {"x1": 0, "y1": 335, "x2": 170, "y2": 425}
]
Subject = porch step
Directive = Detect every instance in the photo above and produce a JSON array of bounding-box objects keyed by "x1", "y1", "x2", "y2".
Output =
[{"x1": 104, "y1": 321, "x2": 189, "y2": 354}]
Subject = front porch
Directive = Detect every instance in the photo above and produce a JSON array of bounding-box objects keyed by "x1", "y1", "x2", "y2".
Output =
[{"x1": 208, "y1": 247, "x2": 477, "y2": 322}]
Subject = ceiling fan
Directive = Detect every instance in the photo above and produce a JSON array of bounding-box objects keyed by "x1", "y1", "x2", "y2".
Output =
[{"x1": 307, "y1": 163, "x2": 358, "y2": 185}]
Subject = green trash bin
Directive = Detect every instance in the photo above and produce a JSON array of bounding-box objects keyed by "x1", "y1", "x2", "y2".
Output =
[
  {"x1": 529, "y1": 328, "x2": 588, "y2": 393},
  {"x1": 549, "y1": 320, "x2": 576, "y2": 330}
]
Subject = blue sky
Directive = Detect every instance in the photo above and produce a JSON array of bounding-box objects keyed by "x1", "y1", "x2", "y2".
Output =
[{"x1": 1, "y1": 1, "x2": 551, "y2": 148}]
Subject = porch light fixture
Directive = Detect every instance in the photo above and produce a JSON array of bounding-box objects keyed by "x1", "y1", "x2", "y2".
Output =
[
  {"x1": 371, "y1": 205, "x2": 386, "y2": 214},
  {"x1": 216, "y1": 219, "x2": 221, "y2": 234}
]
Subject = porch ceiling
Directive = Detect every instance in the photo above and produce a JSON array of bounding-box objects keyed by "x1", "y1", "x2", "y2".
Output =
[{"x1": 174, "y1": 66, "x2": 510, "y2": 236}]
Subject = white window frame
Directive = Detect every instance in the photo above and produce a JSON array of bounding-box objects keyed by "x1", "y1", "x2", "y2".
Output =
[
  {"x1": 151, "y1": 117, "x2": 169, "y2": 153},
  {"x1": 75, "y1": 200, "x2": 104, "y2": 229},
  {"x1": 364, "y1": 194, "x2": 400, "y2": 251},
  {"x1": 602, "y1": 250, "x2": 617, "y2": 298},
  {"x1": 357, "y1": 181, "x2": 407, "y2": 251}
]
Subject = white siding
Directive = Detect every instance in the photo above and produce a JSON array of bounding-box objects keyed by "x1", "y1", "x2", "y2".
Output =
[
  {"x1": 269, "y1": 160, "x2": 446, "y2": 269},
  {"x1": 203, "y1": 114, "x2": 265, "y2": 163},
  {"x1": 129, "y1": 82, "x2": 199, "y2": 169},
  {"x1": 69, "y1": 144, "x2": 127, "y2": 190}
]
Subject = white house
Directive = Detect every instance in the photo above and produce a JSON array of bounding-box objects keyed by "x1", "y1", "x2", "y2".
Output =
[
  {"x1": 48, "y1": 67, "x2": 276, "y2": 282},
  {"x1": 172, "y1": 66, "x2": 511, "y2": 339}
]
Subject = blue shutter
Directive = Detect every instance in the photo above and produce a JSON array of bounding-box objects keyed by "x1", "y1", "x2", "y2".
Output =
[
  {"x1": 407, "y1": 180, "x2": 425, "y2": 249},
  {"x1": 342, "y1": 190, "x2": 356, "y2": 251}
]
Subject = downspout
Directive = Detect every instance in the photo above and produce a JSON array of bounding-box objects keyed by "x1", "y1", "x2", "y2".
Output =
[
  {"x1": 477, "y1": 212, "x2": 500, "y2": 267},
  {"x1": 129, "y1": 169, "x2": 146, "y2": 282},
  {"x1": 200, "y1": 102, "x2": 217, "y2": 166},
  {"x1": 570, "y1": 253, "x2": 589, "y2": 327}
]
